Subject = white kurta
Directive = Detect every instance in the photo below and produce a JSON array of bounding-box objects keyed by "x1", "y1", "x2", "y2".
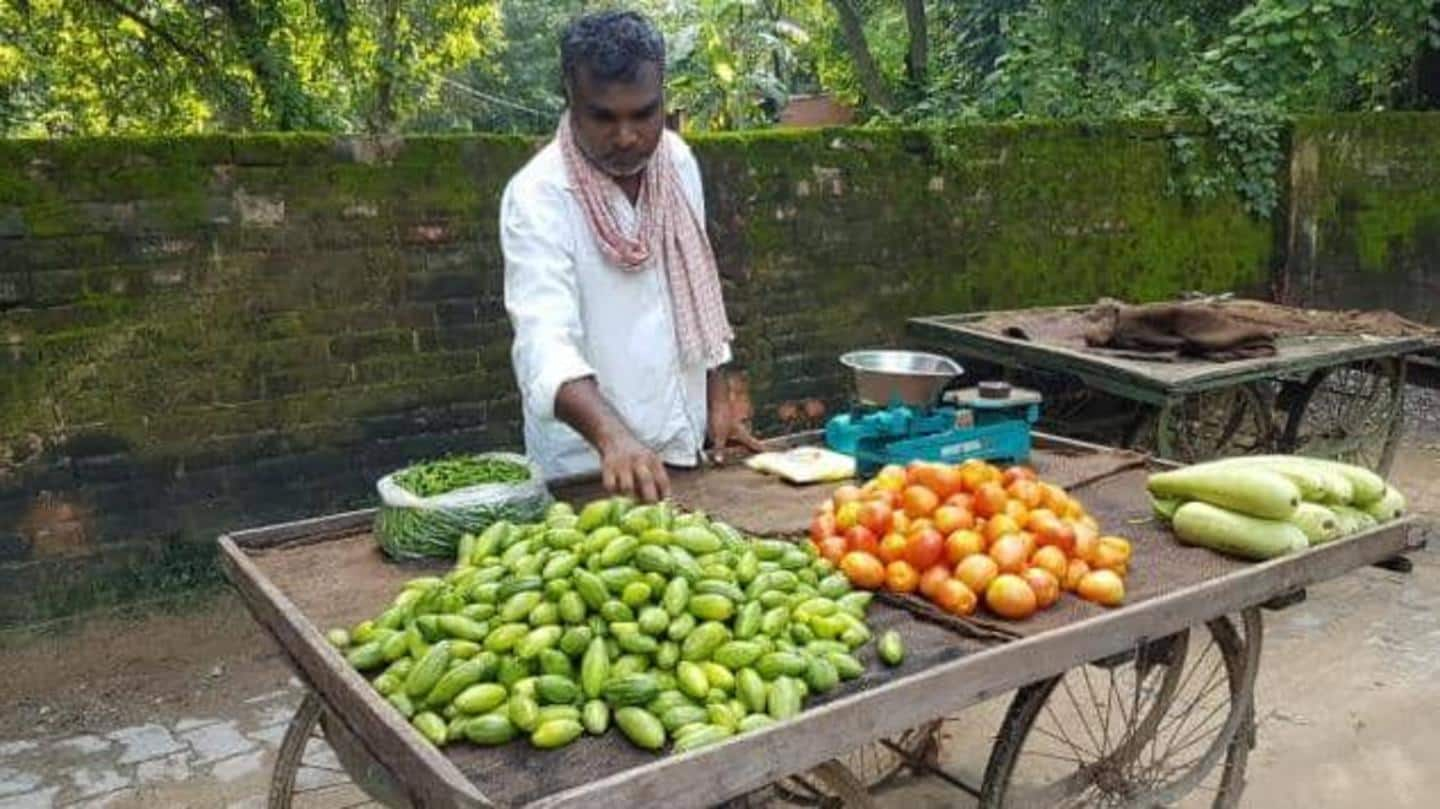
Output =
[{"x1": 500, "y1": 131, "x2": 732, "y2": 481}]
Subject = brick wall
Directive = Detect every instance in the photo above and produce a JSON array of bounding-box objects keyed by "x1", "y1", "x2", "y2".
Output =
[{"x1": 0, "y1": 119, "x2": 1354, "y2": 626}]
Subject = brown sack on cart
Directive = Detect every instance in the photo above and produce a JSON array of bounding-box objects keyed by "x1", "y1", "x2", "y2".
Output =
[{"x1": 1079, "y1": 299, "x2": 1278, "y2": 361}]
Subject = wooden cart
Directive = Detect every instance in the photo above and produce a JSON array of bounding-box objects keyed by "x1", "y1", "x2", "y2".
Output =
[
  {"x1": 908, "y1": 302, "x2": 1439, "y2": 474},
  {"x1": 221, "y1": 434, "x2": 1424, "y2": 809}
]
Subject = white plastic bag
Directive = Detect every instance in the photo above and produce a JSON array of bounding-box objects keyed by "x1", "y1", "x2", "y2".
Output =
[{"x1": 372, "y1": 452, "x2": 552, "y2": 560}]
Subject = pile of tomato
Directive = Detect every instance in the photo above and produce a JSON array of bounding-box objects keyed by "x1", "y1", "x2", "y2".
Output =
[{"x1": 809, "y1": 460, "x2": 1132, "y2": 621}]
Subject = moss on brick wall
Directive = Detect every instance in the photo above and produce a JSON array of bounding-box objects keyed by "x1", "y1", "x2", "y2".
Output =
[
  {"x1": 0, "y1": 118, "x2": 1340, "y2": 626},
  {"x1": 1282, "y1": 113, "x2": 1440, "y2": 324}
]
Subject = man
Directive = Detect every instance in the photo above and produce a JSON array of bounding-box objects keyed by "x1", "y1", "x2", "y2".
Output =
[{"x1": 501, "y1": 10, "x2": 759, "y2": 503}]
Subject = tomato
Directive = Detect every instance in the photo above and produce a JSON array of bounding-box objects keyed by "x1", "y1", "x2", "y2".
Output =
[
  {"x1": 1003, "y1": 498, "x2": 1030, "y2": 525},
  {"x1": 983, "y1": 513, "x2": 1021, "y2": 545},
  {"x1": 933, "y1": 578, "x2": 978, "y2": 616},
  {"x1": 1002, "y1": 466, "x2": 1038, "y2": 486},
  {"x1": 902, "y1": 485, "x2": 940, "y2": 519},
  {"x1": 958, "y1": 461, "x2": 991, "y2": 494},
  {"x1": 845, "y1": 525, "x2": 880, "y2": 557},
  {"x1": 1030, "y1": 545, "x2": 1069, "y2": 580},
  {"x1": 1073, "y1": 522, "x2": 1100, "y2": 564},
  {"x1": 817, "y1": 535, "x2": 848, "y2": 565},
  {"x1": 906, "y1": 518, "x2": 935, "y2": 537},
  {"x1": 932, "y1": 505, "x2": 975, "y2": 536},
  {"x1": 878, "y1": 532, "x2": 910, "y2": 564},
  {"x1": 835, "y1": 501, "x2": 863, "y2": 531},
  {"x1": 972, "y1": 482, "x2": 1008, "y2": 519},
  {"x1": 840, "y1": 551, "x2": 887, "y2": 590},
  {"x1": 985, "y1": 574, "x2": 1039, "y2": 620},
  {"x1": 832, "y1": 484, "x2": 864, "y2": 506},
  {"x1": 810, "y1": 513, "x2": 837, "y2": 546},
  {"x1": 1099, "y1": 536, "x2": 1133, "y2": 563},
  {"x1": 1063, "y1": 558, "x2": 1091, "y2": 592},
  {"x1": 890, "y1": 511, "x2": 911, "y2": 536},
  {"x1": 885, "y1": 560, "x2": 920, "y2": 594},
  {"x1": 1038, "y1": 482, "x2": 1070, "y2": 512},
  {"x1": 1076, "y1": 569, "x2": 1125, "y2": 607},
  {"x1": 905, "y1": 528, "x2": 946, "y2": 571},
  {"x1": 934, "y1": 465, "x2": 965, "y2": 499},
  {"x1": 988, "y1": 534, "x2": 1030, "y2": 575},
  {"x1": 1032, "y1": 515, "x2": 1076, "y2": 555},
  {"x1": 954, "y1": 553, "x2": 999, "y2": 595},
  {"x1": 858, "y1": 500, "x2": 894, "y2": 536},
  {"x1": 1006, "y1": 479, "x2": 1043, "y2": 510},
  {"x1": 945, "y1": 529, "x2": 985, "y2": 565},
  {"x1": 1022, "y1": 568, "x2": 1061, "y2": 609},
  {"x1": 918, "y1": 565, "x2": 953, "y2": 599},
  {"x1": 944, "y1": 492, "x2": 975, "y2": 511}
]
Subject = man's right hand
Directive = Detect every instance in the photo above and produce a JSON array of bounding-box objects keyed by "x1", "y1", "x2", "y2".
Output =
[{"x1": 598, "y1": 432, "x2": 671, "y2": 504}]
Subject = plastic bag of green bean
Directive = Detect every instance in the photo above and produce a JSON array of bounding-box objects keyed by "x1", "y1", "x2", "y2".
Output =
[{"x1": 374, "y1": 452, "x2": 551, "y2": 560}]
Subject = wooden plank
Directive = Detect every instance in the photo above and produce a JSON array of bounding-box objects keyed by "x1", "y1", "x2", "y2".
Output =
[
  {"x1": 531, "y1": 518, "x2": 1421, "y2": 809},
  {"x1": 228, "y1": 508, "x2": 376, "y2": 550},
  {"x1": 217, "y1": 535, "x2": 490, "y2": 809}
]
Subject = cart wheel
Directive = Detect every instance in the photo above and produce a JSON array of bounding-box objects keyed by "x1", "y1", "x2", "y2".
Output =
[
  {"x1": 772, "y1": 724, "x2": 939, "y2": 805},
  {"x1": 270, "y1": 693, "x2": 391, "y2": 808},
  {"x1": 1136, "y1": 384, "x2": 1276, "y2": 463},
  {"x1": 1280, "y1": 359, "x2": 1405, "y2": 474},
  {"x1": 978, "y1": 610, "x2": 1261, "y2": 808}
]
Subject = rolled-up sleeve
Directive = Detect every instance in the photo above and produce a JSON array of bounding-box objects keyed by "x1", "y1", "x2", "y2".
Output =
[{"x1": 501, "y1": 180, "x2": 594, "y2": 422}]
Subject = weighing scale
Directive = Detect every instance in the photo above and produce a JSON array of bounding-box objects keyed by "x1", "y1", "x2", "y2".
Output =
[{"x1": 824, "y1": 350, "x2": 1042, "y2": 477}]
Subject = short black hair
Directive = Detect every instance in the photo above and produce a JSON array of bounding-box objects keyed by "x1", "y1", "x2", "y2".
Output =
[{"x1": 560, "y1": 10, "x2": 665, "y2": 90}]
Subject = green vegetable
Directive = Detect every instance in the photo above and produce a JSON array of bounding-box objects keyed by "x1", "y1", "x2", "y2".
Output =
[
  {"x1": 1172, "y1": 501, "x2": 1307, "y2": 560},
  {"x1": 1147, "y1": 466, "x2": 1300, "y2": 520},
  {"x1": 1289, "y1": 502, "x2": 1341, "y2": 545},
  {"x1": 394, "y1": 455, "x2": 531, "y2": 497},
  {"x1": 878, "y1": 631, "x2": 905, "y2": 666}
]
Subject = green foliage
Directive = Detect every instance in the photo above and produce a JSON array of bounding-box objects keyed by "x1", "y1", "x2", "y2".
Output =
[{"x1": 0, "y1": 0, "x2": 502, "y2": 135}]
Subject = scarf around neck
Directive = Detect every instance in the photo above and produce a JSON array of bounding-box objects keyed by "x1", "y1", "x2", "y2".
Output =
[{"x1": 556, "y1": 112, "x2": 733, "y2": 366}]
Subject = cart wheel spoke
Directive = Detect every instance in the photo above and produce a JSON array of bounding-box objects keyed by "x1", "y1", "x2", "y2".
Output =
[
  {"x1": 978, "y1": 614, "x2": 1257, "y2": 809},
  {"x1": 773, "y1": 724, "x2": 937, "y2": 805}
]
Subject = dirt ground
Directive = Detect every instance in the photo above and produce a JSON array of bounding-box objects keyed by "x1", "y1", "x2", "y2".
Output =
[{"x1": 2, "y1": 426, "x2": 1437, "y2": 808}]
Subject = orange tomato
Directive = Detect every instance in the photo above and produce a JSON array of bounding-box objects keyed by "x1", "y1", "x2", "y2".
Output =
[
  {"x1": 1022, "y1": 567, "x2": 1062, "y2": 609},
  {"x1": 905, "y1": 528, "x2": 946, "y2": 572},
  {"x1": 1077, "y1": 569, "x2": 1125, "y2": 606},
  {"x1": 1024, "y1": 508, "x2": 1057, "y2": 530},
  {"x1": 945, "y1": 529, "x2": 986, "y2": 565},
  {"x1": 959, "y1": 462, "x2": 991, "y2": 494},
  {"x1": 906, "y1": 517, "x2": 935, "y2": 536},
  {"x1": 1038, "y1": 482, "x2": 1070, "y2": 512},
  {"x1": 878, "y1": 464, "x2": 907, "y2": 482},
  {"x1": 955, "y1": 553, "x2": 999, "y2": 595},
  {"x1": 902, "y1": 485, "x2": 940, "y2": 518},
  {"x1": 878, "y1": 532, "x2": 910, "y2": 564},
  {"x1": 874, "y1": 473, "x2": 905, "y2": 495},
  {"x1": 932, "y1": 505, "x2": 975, "y2": 535},
  {"x1": 810, "y1": 513, "x2": 837, "y2": 546},
  {"x1": 1006, "y1": 479, "x2": 1043, "y2": 509},
  {"x1": 1064, "y1": 499, "x2": 1088, "y2": 520},
  {"x1": 983, "y1": 513, "x2": 1022, "y2": 545},
  {"x1": 1002, "y1": 465, "x2": 1038, "y2": 486},
  {"x1": 833, "y1": 484, "x2": 864, "y2": 504},
  {"x1": 906, "y1": 461, "x2": 939, "y2": 489},
  {"x1": 934, "y1": 465, "x2": 965, "y2": 499},
  {"x1": 1032, "y1": 516, "x2": 1076, "y2": 555},
  {"x1": 858, "y1": 500, "x2": 894, "y2": 536},
  {"x1": 817, "y1": 535, "x2": 848, "y2": 565},
  {"x1": 1072, "y1": 521, "x2": 1100, "y2": 563},
  {"x1": 1063, "y1": 558, "x2": 1091, "y2": 591},
  {"x1": 885, "y1": 560, "x2": 920, "y2": 594},
  {"x1": 1003, "y1": 498, "x2": 1030, "y2": 525},
  {"x1": 1031, "y1": 545, "x2": 1069, "y2": 580},
  {"x1": 1016, "y1": 531, "x2": 1038, "y2": 560},
  {"x1": 845, "y1": 525, "x2": 880, "y2": 556},
  {"x1": 934, "y1": 578, "x2": 978, "y2": 616},
  {"x1": 973, "y1": 482, "x2": 1008, "y2": 519},
  {"x1": 1092, "y1": 536, "x2": 1131, "y2": 573},
  {"x1": 890, "y1": 511, "x2": 911, "y2": 535},
  {"x1": 835, "y1": 500, "x2": 863, "y2": 531},
  {"x1": 840, "y1": 551, "x2": 886, "y2": 590},
  {"x1": 988, "y1": 534, "x2": 1030, "y2": 575},
  {"x1": 918, "y1": 565, "x2": 953, "y2": 599},
  {"x1": 986, "y1": 574, "x2": 1039, "y2": 620},
  {"x1": 944, "y1": 492, "x2": 976, "y2": 511}
]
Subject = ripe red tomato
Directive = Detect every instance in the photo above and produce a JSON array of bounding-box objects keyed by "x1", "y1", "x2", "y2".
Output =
[
  {"x1": 878, "y1": 532, "x2": 910, "y2": 565},
  {"x1": 845, "y1": 525, "x2": 880, "y2": 556},
  {"x1": 933, "y1": 578, "x2": 978, "y2": 616},
  {"x1": 810, "y1": 513, "x2": 837, "y2": 546},
  {"x1": 858, "y1": 500, "x2": 894, "y2": 536},
  {"x1": 973, "y1": 482, "x2": 1008, "y2": 519},
  {"x1": 905, "y1": 528, "x2": 946, "y2": 571}
]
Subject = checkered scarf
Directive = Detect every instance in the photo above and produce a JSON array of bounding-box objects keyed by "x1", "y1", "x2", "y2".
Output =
[{"x1": 557, "y1": 112, "x2": 733, "y2": 366}]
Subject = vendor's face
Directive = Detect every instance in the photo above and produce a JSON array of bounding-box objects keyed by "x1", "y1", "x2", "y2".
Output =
[{"x1": 567, "y1": 62, "x2": 664, "y2": 179}]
